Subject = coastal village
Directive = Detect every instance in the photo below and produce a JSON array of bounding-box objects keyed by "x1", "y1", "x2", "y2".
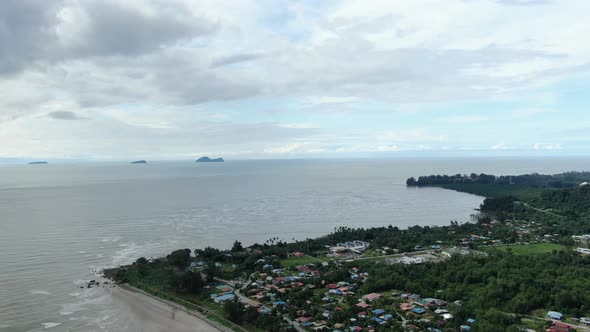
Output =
[
  {"x1": 199, "y1": 233, "x2": 590, "y2": 332},
  {"x1": 105, "y1": 175, "x2": 590, "y2": 332}
]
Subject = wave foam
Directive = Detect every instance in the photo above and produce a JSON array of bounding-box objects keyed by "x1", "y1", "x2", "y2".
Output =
[
  {"x1": 100, "y1": 236, "x2": 121, "y2": 243},
  {"x1": 41, "y1": 322, "x2": 61, "y2": 329}
]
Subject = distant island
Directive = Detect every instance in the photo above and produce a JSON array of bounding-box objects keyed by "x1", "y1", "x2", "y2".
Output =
[
  {"x1": 130, "y1": 160, "x2": 147, "y2": 164},
  {"x1": 195, "y1": 156, "x2": 224, "y2": 163},
  {"x1": 28, "y1": 161, "x2": 48, "y2": 165}
]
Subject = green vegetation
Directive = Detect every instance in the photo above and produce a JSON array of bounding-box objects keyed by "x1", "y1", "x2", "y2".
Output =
[
  {"x1": 487, "y1": 243, "x2": 566, "y2": 255},
  {"x1": 407, "y1": 172, "x2": 590, "y2": 189},
  {"x1": 356, "y1": 250, "x2": 590, "y2": 328},
  {"x1": 105, "y1": 171, "x2": 590, "y2": 332}
]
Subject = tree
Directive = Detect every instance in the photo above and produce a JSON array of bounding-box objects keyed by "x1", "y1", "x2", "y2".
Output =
[
  {"x1": 224, "y1": 298, "x2": 245, "y2": 323},
  {"x1": 204, "y1": 261, "x2": 219, "y2": 282},
  {"x1": 176, "y1": 271, "x2": 204, "y2": 294},
  {"x1": 166, "y1": 248, "x2": 192, "y2": 269},
  {"x1": 231, "y1": 240, "x2": 244, "y2": 252}
]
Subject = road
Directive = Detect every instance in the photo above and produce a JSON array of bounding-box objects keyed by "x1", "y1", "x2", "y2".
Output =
[{"x1": 517, "y1": 202, "x2": 565, "y2": 219}]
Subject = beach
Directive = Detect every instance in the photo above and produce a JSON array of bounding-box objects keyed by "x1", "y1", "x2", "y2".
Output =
[{"x1": 111, "y1": 285, "x2": 224, "y2": 332}]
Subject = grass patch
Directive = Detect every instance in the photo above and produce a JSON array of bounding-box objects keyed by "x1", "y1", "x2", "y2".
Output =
[
  {"x1": 436, "y1": 183, "x2": 546, "y2": 201},
  {"x1": 486, "y1": 243, "x2": 566, "y2": 255},
  {"x1": 280, "y1": 255, "x2": 325, "y2": 268}
]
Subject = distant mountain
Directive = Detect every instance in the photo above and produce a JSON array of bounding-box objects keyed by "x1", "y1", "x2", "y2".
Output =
[
  {"x1": 28, "y1": 161, "x2": 48, "y2": 165},
  {"x1": 195, "y1": 156, "x2": 224, "y2": 163},
  {"x1": 130, "y1": 160, "x2": 147, "y2": 164}
]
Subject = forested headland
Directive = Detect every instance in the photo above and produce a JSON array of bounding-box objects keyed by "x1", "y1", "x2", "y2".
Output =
[{"x1": 105, "y1": 171, "x2": 590, "y2": 332}]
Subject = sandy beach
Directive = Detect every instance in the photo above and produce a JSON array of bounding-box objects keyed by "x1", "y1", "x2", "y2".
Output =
[{"x1": 111, "y1": 286, "x2": 224, "y2": 332}]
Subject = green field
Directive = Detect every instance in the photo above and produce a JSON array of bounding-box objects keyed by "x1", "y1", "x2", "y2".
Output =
[
  {"x1": 280, "y1": 255, "x2": 325, "y2": 268},
  {"x1": 486, "y1": 243, "x2": 566, "y2": 255}
]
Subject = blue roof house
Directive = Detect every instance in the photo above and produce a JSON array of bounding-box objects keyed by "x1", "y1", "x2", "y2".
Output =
[
  {"x1": 372, "y1": 317, "x2": 385, "y2": 325},
  {"x1": 547, "y1": 311, "x2": 564, "y2": 320},
  {"x1": 411, "y1": 308, "x2": 427, "y2": 314},
  {"x1": 372, "y1": 309, "x2": 385, "y2": 315},
  {"x1": 213, "y1": 293, "x2": 236, "y2": 303}
]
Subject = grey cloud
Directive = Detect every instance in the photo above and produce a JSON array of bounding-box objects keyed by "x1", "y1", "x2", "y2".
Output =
[
  {"x1": 47, "y1": 111, "x2": 87, "y2": 120},
  {"x1": 0, "y1": 0, "x2": 218, "y2": 75},
  {"x1": 153, "y1": 65, "x2": 261, "y2": 104},
  {"x1": 210, "y1": 52, "x2": 266, "y2": 68},
  {"x1": 61, "y1": 1, "x2": 218, "y2": 57},
  {"x1": 0, "y1": 1, "x2": 62, "y2": 74},
  {"x1": 264, "y1": 41, "x2": 570, "y2": 103}
]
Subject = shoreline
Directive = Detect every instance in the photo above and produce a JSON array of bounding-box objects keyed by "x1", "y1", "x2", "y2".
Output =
[{"x1": 113, "y1": 284, "x2": 232, "y2": 332}]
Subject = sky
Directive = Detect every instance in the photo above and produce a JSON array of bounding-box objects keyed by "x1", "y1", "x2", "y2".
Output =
[{"x1": 0, "y1": 0, "x2": 589, "y2": 161}]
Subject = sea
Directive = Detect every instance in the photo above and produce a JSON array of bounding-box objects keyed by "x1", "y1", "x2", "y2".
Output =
[{"x1": 1, "y1": 157, "x2": 589, "y2": 331}]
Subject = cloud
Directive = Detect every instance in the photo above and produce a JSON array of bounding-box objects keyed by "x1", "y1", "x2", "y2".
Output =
[
  {"x1": 210, "y1": 52, "x2": 266, "y2": 67},
  {"x1": 440, "y1": 115, "x2": 489, "y2": 124},
  {"x1": 0, "y1": 0, "x2": 218, "y2": 74},
  {"x1": 533, "y1": 143, "x2": 563, "y2": 150},
  {"x1": 278, "y1": 123, "x2": 318, "y2": 129},
  {"x1": 496, "y1": 0, "x2": 550, "y2": 5},
  {"x1": 264, "y1": 143, "x2": 308, "y2": 154},
  {"x1": 47, "y1": 111, "x2": 88, "y2": 120},
  {"x1": 56, "y1": 1, "x2": 218, "y2": 57},
  {"x1": 375, "y1": 145, "x2": 400, "y2": 152},
  {"x1": 0, "y1": 0, "x2": 589, "y2": 158},
  {"x1": 511, "y1": 108, "x2": 553, "y2": 117},
  {"x1": 380, "y1": 129, "x2": 448, "y2": 142},
  {"x1": 490, "y1": 143, "x2": 512, "y2": 150},
  {"x1": 0, "y1": 0, "x2": 61, "y2": 74}
]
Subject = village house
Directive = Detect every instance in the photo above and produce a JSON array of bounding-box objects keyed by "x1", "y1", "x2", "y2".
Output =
[
  {"x1": 547, "y1": 311, "x2": 564, "y2": 321},
  {"x1": 362, "y1": 293, "x2": 382, "y2": 302},
  {"x1": 329, "y1": 240, "x2": 370, "y2": 254}
]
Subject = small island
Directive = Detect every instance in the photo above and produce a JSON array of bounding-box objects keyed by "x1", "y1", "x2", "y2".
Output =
[
  {"x1": 28, "y1": 161, "x2": 48, "y2": 165},
  {"x1": 130, "y1": 160, "x2": 147, "y2": 164},
  {"x1": 195, "y1": 156, "x2": 224, "y2": 163}
]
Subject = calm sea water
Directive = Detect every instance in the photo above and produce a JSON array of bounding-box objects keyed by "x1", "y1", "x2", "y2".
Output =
[{"x1": 1, "y1": 157, "x2": 589, "y2": 331}]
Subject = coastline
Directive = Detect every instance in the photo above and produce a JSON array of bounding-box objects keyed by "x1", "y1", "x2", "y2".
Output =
[{"x1": 112, "y1": 284, "x2": 231, "y2": 332}]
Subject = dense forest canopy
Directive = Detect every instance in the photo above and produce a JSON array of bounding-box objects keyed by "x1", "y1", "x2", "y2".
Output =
[{"x1": 406, "y1": 172, "x2": 590, "y2": 188}]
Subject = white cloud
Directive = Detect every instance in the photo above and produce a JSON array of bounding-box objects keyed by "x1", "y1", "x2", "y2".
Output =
[
  {"x1": 264, "y1": 143, "x2": 311, "y2": 154},
  {"x1": 278, "y1": 123, "x2": 319, "y2": 129},
  {"x1": 533, "y1": 143, "x2": 563, "y2": 150},
  {"x1": 380, "y1": 129, "x2": 448, "y2": 142},
  {"x1": 375, "y1": 145, "x2": 400, "y2": 152},
  {"x1": 491, "y1": 143, "x2": 511, "y2": 150},
  {"x1": 440, "y1": 115, "x2": 489, "y2": 124},
  {"x1": 511, "y1": 108, "x2": 554, "y2": 117}
]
